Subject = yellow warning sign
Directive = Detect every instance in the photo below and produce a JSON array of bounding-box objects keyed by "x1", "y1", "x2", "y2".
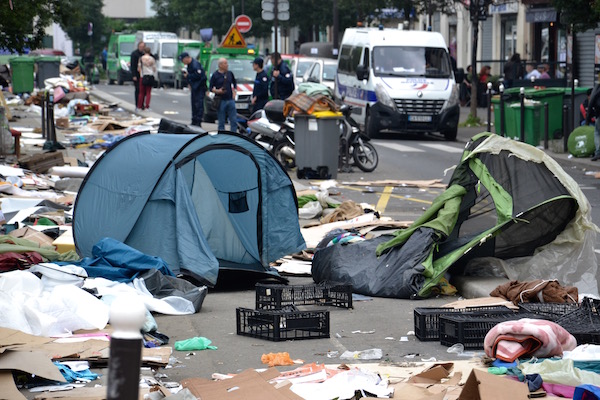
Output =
[{"x1": 221, "y1": 25, "x2": 247, "y2": 48}]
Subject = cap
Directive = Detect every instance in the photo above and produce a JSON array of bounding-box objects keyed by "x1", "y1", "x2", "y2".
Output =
[
  {"x1": 178, "y1": 52, "x2": 190, "y2": 61},
  {"x1": 252, "y1": 57, "x2": 263, "y2": 67}
]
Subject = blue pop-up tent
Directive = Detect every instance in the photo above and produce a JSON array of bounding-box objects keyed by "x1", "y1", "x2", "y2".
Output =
[{"x1": 73, "y1": 131, "x2": 306, "y2": 286}]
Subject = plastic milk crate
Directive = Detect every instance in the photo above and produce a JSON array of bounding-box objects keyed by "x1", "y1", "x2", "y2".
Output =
[
  {"x1": 236, "y1": 305, "x2": 330, "y2": 341},
  {"x1": 255, "y1": 282, "x2": 352, "y2": 310},
  {"x1": 518, "y1": 302, "x2": 580, "y2": 321},
  {"x1": 414, "y1": 306, "x2": 515, "y2": 341},
  {"x1": 556, "y1": 297, "x2": 600, "y2": 345},
  {"x1": 439, "y1": 312, "x2": 535, "y2": 349}
]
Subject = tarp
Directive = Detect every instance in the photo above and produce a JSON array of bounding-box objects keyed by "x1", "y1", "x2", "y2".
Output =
[
  {"x1": 74, "y1": 131, "x2": 305, "y2": 286},
  {"x1": 312, "y1": 133, "x2": 599, "y2": 298}
]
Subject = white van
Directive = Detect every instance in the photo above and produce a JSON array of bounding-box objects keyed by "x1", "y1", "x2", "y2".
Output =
[
  {"x1": 134, "y1": 31, "x2": 178, "y2": 86},
  {"x1": 335, "y1": 28, "x2": 464, "y2": 140}
]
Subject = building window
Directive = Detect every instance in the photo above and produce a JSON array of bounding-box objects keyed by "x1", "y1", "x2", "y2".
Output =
[{"x1": 501, "y1": 16, "x2": 517, "y2": 60}]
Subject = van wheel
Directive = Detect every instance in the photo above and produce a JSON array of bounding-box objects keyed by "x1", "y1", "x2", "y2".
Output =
[
  {"x1": 117, "y1": 71, "x2": 124, "y2": 85},
  {"x1": 442, "y1": 128, "x2": 458, "y2": 141},
  {"x1": 108, "y1": 78, "x2": 114, "y2": 85},
  {"x1": 365, "y1": 109, "x2": 379, "y2": 138}
]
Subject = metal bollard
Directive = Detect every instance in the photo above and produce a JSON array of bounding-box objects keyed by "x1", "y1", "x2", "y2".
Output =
[
  {"x1": 563, "y1": 104, "x2": 569, "y2": 153},
  {"x1": 487, "y1": 82, "x2": 492, "y2": 132},
  {"x1": 106, "y1": 296, "x2": 146, "y2": 400},
  {"x1": 40, "y1": 91, "x2": 46, "y2": 140},
  {"x1": 499, "y1": 84, "x2": 505, "y2": 137},
  {"x1": 544, "y1": 102, "x2": 549, "y2": 150},
  {"x1": 519, "y1": 87, "x2": 525, "y2": 142}
]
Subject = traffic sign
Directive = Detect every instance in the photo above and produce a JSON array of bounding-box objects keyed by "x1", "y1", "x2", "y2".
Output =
[
  {"x1": 235, "y1": 14, "x2": 252, "y2": 33},
  {"x1": 278, "y1": 10, "x2": 290, "y2": 20},
  {"x1": 221, "y1": 25, "x2": 247, "y2": 48},
  {"x1": 262, "y1": 10, "x2": 274, "y2": 21}
]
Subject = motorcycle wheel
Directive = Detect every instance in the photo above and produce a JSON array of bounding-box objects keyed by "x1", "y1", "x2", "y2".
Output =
[
  {"x1": 353, "y1": 142, "x2": 379, "y2": 172},
  {"x1": 272, "y1": 139, "x2": 296, "y2": 170}
]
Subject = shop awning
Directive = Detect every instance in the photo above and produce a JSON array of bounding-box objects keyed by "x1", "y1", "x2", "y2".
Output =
[{"x1": 526, "y1": 7, "x2": 557, "y2": 23}]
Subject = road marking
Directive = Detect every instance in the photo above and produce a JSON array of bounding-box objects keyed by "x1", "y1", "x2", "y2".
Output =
[
  {"x1": 420, "y1": 143, "x2": 465, "y2": 153},
  {"x1": 595, "y1": 249, "x2": 600, "y2": 254},
  {"x1": 374, "y1": 141, "x2": 425, "y2": 153},
  {"x1": 166, "y1": 92, "x2": 188, "y2": 97},
  {"x1": 375, "y1": 186, "x2": 394, "y2": 213},
  {"x1": 339, "y1": 185, "x2": 434, "y2": 205},
  {"x1": 110, "y1": 91, "x2": 128, "y2": 95}
]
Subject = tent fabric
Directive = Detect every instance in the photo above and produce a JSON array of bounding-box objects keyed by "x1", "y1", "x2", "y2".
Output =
[
  {"x1": 74, "y1": 132, "x2": 305, "y2": 286},
  {"x1": 312, "y1": 133, "x2": 599, "y2": 299}
]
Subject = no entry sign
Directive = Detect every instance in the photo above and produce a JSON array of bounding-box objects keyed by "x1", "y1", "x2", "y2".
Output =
[{"x1": 235, "y1": 14, "x2": 252, "y2": 33}]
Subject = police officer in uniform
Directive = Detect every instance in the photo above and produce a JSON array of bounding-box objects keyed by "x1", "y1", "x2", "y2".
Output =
[
  {"x1": 179, "y1": 52, "x2": 207, "y2": 127},
  {"x1": 269, "y1": 52, "x2": 294, "y2": 100},
  {"x1": 251, "y1": 57, "x2": 269, "y2": 113}
]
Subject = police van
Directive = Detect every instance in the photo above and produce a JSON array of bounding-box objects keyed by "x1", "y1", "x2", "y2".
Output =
[
  {"x1": 134, "y1": 31, "x2": 178, "y2": 86},
  {"x1": 335, "y1": 27, "x2": 464, "y2": 140}
]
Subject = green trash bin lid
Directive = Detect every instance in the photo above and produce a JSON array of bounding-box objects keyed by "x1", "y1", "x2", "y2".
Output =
[
  {"x1": 523, "y1": 87, "x2": 565, "y2": 98},
  {"x1": 9, "y1": 56, "x2": 35, "y2": 64}
]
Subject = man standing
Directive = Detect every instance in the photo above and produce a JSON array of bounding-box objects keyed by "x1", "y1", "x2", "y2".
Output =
[
  {"x1": 180, "y1": 52, "x2": 207, "y2": 127},
  {"x1": 251, "y1": 57, "x2": 269, "y2": 113},
  {"x1": 209, "y1": 58, "x2": 237, "y2": 131},
  {"x1": 130, "y1": 41, "x2": 145, "y2": 107},
  {"x1": 101, "y1": 46, "x2": 107, "y2": 71},
  {"x1": 587, "y1": 84, "x2": 600, "y2": 161},
  {"x1": 269, "y1": 52, "x2": 294, "y2": 100}
]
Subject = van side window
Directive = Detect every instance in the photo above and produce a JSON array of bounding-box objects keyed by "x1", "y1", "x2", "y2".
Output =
[
  {"x1": 339, "y1": 45, "x2": 352, "y2": 73},
  {"x1": 350, "y1": 46, "x2": 362, "y2": 73}
]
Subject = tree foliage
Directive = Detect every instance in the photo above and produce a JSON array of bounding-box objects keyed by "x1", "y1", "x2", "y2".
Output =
[
  {"x1": 0, "y1": 0, "x2": 74, "y2": 52},
  {"x1": 551, "y1": 0, "x2": 600, "y2": 33},
  {"x1": 61, "y1": 0, "x2": 109, "y2": 53}
]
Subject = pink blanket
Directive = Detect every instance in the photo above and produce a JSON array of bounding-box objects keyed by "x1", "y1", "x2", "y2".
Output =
[{"x1": 484, "y1": 318, "x2": 577, "y2": 362}]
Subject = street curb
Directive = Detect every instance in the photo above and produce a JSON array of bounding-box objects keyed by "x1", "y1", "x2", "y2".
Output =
[{"x1": 89, "y1": 87, "x2": 164, "y2": 120}]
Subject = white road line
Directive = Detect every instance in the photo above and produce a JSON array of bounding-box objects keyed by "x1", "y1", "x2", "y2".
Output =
[
  {"x1": 165, "y1": 92, "x2": 188, "y2": 97},
  {"x1": 374, "y1": 141, "x2": 425, "y2": 153},
  {"x1": 110, "y1": 91, "x2": 128, "y2": 95},
  {"x1": 420, "y1": 143, "x2": 465, "y2": 153},
  {"x1": 595, "y1": 249, "x2": 600, "y2": 254}
]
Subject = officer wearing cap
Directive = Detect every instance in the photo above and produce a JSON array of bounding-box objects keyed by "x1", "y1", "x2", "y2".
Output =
[
  {"x1": 269, "y1": 52, "x2": 294, "y2": 100},
  {"x1": 179, "y1": 52, "x2": 207, "y2": 127},
  {"x1": 251, "y1": 58, "x2": 269, "y2": 113}
]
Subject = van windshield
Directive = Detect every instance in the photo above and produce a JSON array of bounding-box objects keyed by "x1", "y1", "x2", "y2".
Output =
[
  {"x1": 372, "y1": 46, "x2": 452, "y2": 78},
  {"x1": 120, "y1": 42, "x2": 134, "y2": 56},
  {"x1": 161, "y1": 43, "x2": 178, "y2": 59},
  {"x1": 208, "y1": 57, "x2": 255, "y2": 83}
]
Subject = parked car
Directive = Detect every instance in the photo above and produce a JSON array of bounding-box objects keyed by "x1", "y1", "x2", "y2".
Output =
[
  {"x1": 302, "y1": 58, "x2": 338, "y2": 90},
  {"x1": 29, "y1": 49, "x2": 66, "y2": 56}
]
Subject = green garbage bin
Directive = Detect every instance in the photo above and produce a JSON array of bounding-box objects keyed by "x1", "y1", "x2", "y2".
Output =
[
  {"x1": 507, "y1": 101, "x2": 543, "y2": 146},
  {"x1": 524, "y1": 88, "x2": 564, "y2": 139},
  {"x1": 35, "y1": 56, "x2": 61, "y2": 88},
  {"x1": 10, "y1": 57, "x2": 35, "y2": 94}
]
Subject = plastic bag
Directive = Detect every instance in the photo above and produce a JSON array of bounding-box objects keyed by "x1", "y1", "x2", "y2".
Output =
[
  {"x1": 340, "y1": 348, "x2": 382, "y2": 360},
  {"x1": 299, "y1": 201, "x2": 323, "y2": 219},
  {"x1": 174, "y1": 336, "x2": 217, "y2": 351},
  {"x1": 261, "y1": 352, "x2": 294, "y2": 367}
]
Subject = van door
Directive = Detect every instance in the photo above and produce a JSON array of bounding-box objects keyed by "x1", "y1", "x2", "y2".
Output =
[
  {"x1": 337, "y1": 44, "x2": 370, "y2": 124},
  {"x1": 107, "y1": 37, "x2": 118, "y2": 84}
]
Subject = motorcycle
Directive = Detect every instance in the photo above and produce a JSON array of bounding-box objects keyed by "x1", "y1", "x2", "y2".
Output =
[
  {"x1": 246, "y1": 100, "x2": 296, "y2": 169},
  {"x1": 338, "y1": 104, "x2": 379, "y2": 173}
]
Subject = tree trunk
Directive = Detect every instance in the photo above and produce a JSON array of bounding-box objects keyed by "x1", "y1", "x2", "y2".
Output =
[{"x1": 470, "y1": 18, "x2": 479, "y2": 118}]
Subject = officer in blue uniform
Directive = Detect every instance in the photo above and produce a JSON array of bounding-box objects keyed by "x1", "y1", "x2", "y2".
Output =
[
  {"x1": 269, "y1": 52, "x2": 294, "y2": 100},
  {"x1": 179, "y1": 52, "x2": 207, "y2": 127},
  {"x1": 251, "y1": 57, "x2": 269, "y2": 113}
]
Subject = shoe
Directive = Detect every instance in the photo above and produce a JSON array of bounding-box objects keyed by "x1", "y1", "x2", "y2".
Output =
[{"x1": 592, "y1": 155, "x2": 600, "y2": 161}]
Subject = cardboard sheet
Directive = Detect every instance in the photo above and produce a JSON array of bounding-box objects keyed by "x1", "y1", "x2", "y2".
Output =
[
  {"x1": 301, "y1": 219, "x2": 411, "y2": 248},
  {"x1": 0, "y1": 350, "x2": 65, "y2": 382},
  {"x1": 182, "y1": 368, "x2": 304, "y2": 400},
  {"x1": 0, "y1": 371, "x2": 26, "y2": 400},
  {"x1": 341, "y1": 179, "x2": 446, "y2": 188},
  {"x1": 458, "y1": 369, "x2": 529, "y2": 399},
  {"x1": 0, "y1": 328, "x2": 53, "y2": 353},
  {"x1": 33, "y1": 387, "x2": 106, "y2": 400},
  {"x1": 443, "y1": 297, "x2": 519, "y2": 310}
]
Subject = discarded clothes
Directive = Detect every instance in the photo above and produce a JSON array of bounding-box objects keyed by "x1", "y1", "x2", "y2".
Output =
[
  {"x1": 484, "y1": 318, "x2": 576, "y2": 362},
  {"x1": 79, "y1": 237, "x2": 174, "y2": 282},
  {"x1": 490, "y1": 279, "x2": 578, "y2": 305}
]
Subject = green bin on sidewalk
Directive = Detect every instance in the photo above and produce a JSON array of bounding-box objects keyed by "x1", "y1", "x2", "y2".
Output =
[
  {"x1": 10, "y1": 57, "x2": 35, "y2": 94},
  {"x1": 507, "y1": 101, "x2": 543, "y2": 146},
  {"x1": 524, "y1": 88, "x2": 564, "y2": 139}
]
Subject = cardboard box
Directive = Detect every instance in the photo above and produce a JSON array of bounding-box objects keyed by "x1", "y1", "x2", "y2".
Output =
[
  {"x1": 458, "y1": 369, "x2": 529, "y2": 400},
  {"x1": 55, "y1": 117, "x2": 70, "y2": 129}
]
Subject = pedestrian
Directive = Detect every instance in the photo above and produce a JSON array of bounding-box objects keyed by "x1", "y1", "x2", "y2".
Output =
[
  {"x1": 101, "y1": 46, "x2": 107, "y2": 71},
  {"x1": 179, "y1": 52, "x2": 207, "y2": 127},
  {"x1": 209, "y1": 58, "x2": 238, "y2": 131},
  {"x1": 525, "y1": 63, "x2": 541, "y2": 80},
  {"x1": 137, "y1": 46, "x2": 156, "y2": 111},
  {"x1": 586, "y1": 84, "x2": 600, "y2": 161},
  {"x1": 459, "y1": 65, "x2": 472, "y2": 107},
  {"x1": 269, "y1": 52, "x2": 294, "y2": 100},
  {"x1": 130, "y1": 41, "x2": 145, "y2": 107},
  {"x1": 503, "y1": 53, "x2": 524, "y2": 88},
  {"x1": 537, "y1": 64, "x2": 551, "y2": 79},
  {"x1": 580, "y1": 88, "x2": 594, "y2": 125},
  {"x1": 83, "y1": 48, "x2": 95, "y2": 83},
  {"x1": 251, "y1": 57, "x2": 269, "y2": 113}
]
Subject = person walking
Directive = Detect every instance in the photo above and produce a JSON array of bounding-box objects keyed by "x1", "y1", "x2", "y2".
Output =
[
  {"x1": 269, "y1": 52, "x2": 294, "y2": 100},
  {"x1": 586, "y1": 84, "x2": 600, "y2": 161},
  {"x1": 137, "y1": 46, "x2": 156, "y2": 111},
  {"x1": 179, "y1": 52, "x2": 207, "y2": 127},
  {"x1": 209, "y1": 58, "x2": 237, "y2": 131},
  {"x1": 251, "y1": 57, "x2": 269, "y2": 113},
  {"x1": 101, "y1": 46, "x2": 107, "y2": 71},
  {"x1": 130, "y1": 41, "x2": 145, "y2": 107}
]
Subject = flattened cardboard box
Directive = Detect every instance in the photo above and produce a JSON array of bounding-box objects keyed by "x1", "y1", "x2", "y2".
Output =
[{"x1": 458, "y1": 369, "x2": 529, "y2": 400}]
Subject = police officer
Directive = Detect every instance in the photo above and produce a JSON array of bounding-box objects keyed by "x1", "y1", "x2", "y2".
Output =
[
  {"x1": 269, "y1": 52, "x2": 294, "y2": 100},
  {"x1": 251, "y1": 57, "x2": 269, "y2": 113},
  {"x1": 179, "y1": 52, "x2": 207, "y2": 127}
]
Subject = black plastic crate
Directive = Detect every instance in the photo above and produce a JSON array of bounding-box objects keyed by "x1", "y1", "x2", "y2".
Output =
[
  {"x1": 414, "y1": 306, "x2": 515, "y2": 342},
  {"x1": 518, "y1": 302, "x2": 580, "y2": 321},
  {"x1": 255, "y1": 282, "x2": 352, "y2": 310},
  {"x1": 556, "y1": 297, "x2": 600, "y2": 345},
  {"x1": 439, "y1": 312, "x2": 534, "y2": 349},
  {"x1": 236, "y1": 306, "x2": 330, "y2": 341}
]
